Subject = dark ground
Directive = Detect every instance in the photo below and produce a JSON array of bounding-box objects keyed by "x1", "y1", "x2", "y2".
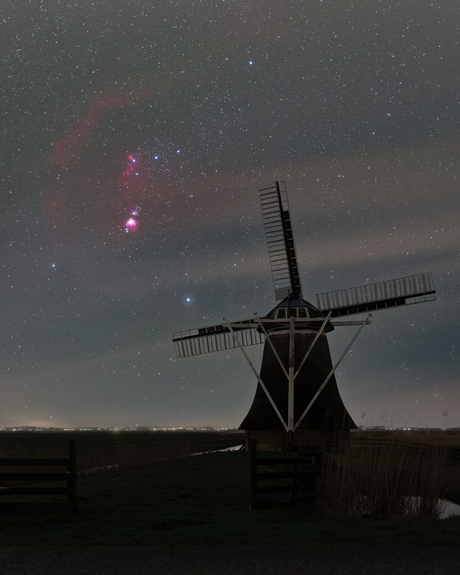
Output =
[{"x1": 1, "y1": 545, "x2": 460, "y2": 575}]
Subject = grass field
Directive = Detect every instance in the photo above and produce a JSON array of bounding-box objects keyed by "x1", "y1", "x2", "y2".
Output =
[
  {"x1": 1, "y1": 431, "x2": 460, "y2": 546},
  {"x1": 0, "y1": 430, "x2": 245, "y2": 474}
]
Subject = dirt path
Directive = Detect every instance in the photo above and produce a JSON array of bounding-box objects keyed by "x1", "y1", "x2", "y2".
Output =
[{"x1": 1, "y1": 545, "x2": 460, "y2": 575}]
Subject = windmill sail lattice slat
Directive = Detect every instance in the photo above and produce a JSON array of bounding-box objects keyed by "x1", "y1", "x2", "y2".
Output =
[
  {"x1": 173, "y1": 322, "x2": 265, "y2": 358},
  {"x1": 316, "y1": 272, "x2": 435, "y2": 316}
]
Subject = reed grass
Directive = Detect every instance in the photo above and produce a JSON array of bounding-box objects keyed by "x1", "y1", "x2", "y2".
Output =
[{"x1": 314, "y1": 436, "x2": 459, "y2": 519}]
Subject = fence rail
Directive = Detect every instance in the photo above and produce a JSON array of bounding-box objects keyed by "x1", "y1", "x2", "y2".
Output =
[{"x1": 0, "y1": 438, "x2": 77, "y2": 509}]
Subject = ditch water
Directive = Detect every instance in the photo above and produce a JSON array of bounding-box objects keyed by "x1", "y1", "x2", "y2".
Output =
[
  {"x1": 191, "y1": 444, "x2": 245, "y2": 456},
  {"x1": 439, "y1": 499, "x2": 460, "y2": 519}
]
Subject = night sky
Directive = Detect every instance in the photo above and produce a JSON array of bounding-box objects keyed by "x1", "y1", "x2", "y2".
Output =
[{"x1": 2, "y1": 0, "x2": 459, "y2": 429}]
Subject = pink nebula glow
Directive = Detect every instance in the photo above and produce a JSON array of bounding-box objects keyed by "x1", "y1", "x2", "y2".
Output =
[{"x1": 125, "y1": 217, "x2": 138, "y2": 232}]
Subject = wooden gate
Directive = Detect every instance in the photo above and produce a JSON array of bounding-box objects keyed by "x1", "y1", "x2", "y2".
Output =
[{"x1": 250, "y1": 439, "x2": 317, "y2": 510}]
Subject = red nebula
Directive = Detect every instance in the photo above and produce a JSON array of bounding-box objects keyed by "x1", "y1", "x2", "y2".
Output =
[{"x1": 125, "y1": 217, "x2": 138, "y2": 232}]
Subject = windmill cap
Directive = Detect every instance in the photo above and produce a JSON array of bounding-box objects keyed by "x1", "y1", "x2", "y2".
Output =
[{"x1": 265, "y1": 296, "x2": 334, "y2": 332}]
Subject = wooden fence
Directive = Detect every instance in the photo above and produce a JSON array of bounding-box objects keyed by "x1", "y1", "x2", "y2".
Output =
[
  {"x1": 0, "y1": 438, "x2": 77, "y2": 509},
  {"x1": 250, "y1": 439, "x2": 317, "y2": 510}
]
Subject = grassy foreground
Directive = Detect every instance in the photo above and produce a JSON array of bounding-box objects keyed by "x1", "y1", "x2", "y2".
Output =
[
  {"x1": 0, "y1": 430, "x2": 245, "y2": 472},
  {"x1": 1, "y1": 450, "x2": 460, "y2": 546}
]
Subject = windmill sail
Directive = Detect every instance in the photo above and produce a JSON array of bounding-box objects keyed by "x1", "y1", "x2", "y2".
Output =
[
  {"x1": 173, "y1": 319, "x2": 264, "y2": 358},
  {"x1": 259, "y1": 181, "x2": 302, "y2": 300},
  {"x1": 316, "y1": 272, "x2": 435, "y2": 317}
]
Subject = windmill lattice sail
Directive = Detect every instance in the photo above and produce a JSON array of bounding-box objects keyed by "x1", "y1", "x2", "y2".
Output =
[
  {"x1": 259, "y1": 181, "x2": 302, "y2": 300},
  {"x1": 172, "y1": 320, "x2": 264, "y2": 358},
  {"x1": 316, "y1": 272, "x2": 435, "y2": 317}
]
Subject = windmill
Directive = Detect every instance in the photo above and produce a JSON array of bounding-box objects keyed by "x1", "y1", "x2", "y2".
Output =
[{"x1": 172, "y1": 181, "x2": 436, "y2": 450}]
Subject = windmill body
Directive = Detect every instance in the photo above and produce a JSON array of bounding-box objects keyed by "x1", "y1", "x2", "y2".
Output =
[
  {"x1": 172, "y1": 181, "x2": 436, "y2": 450},
  {"x1": 239, "y1": 295, "x2": 357, "y2": 450}
]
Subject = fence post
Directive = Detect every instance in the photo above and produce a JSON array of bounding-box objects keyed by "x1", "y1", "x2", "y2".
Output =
[
  {"x1": 291, "y1": 456, "x2": 298, "y2": 505},
  {"x1": 67, "y1": 438, "x2": 77, "y2": 509},
  {"x1": 250, "y1": 438, "x2": 258, "y2": 510}
]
